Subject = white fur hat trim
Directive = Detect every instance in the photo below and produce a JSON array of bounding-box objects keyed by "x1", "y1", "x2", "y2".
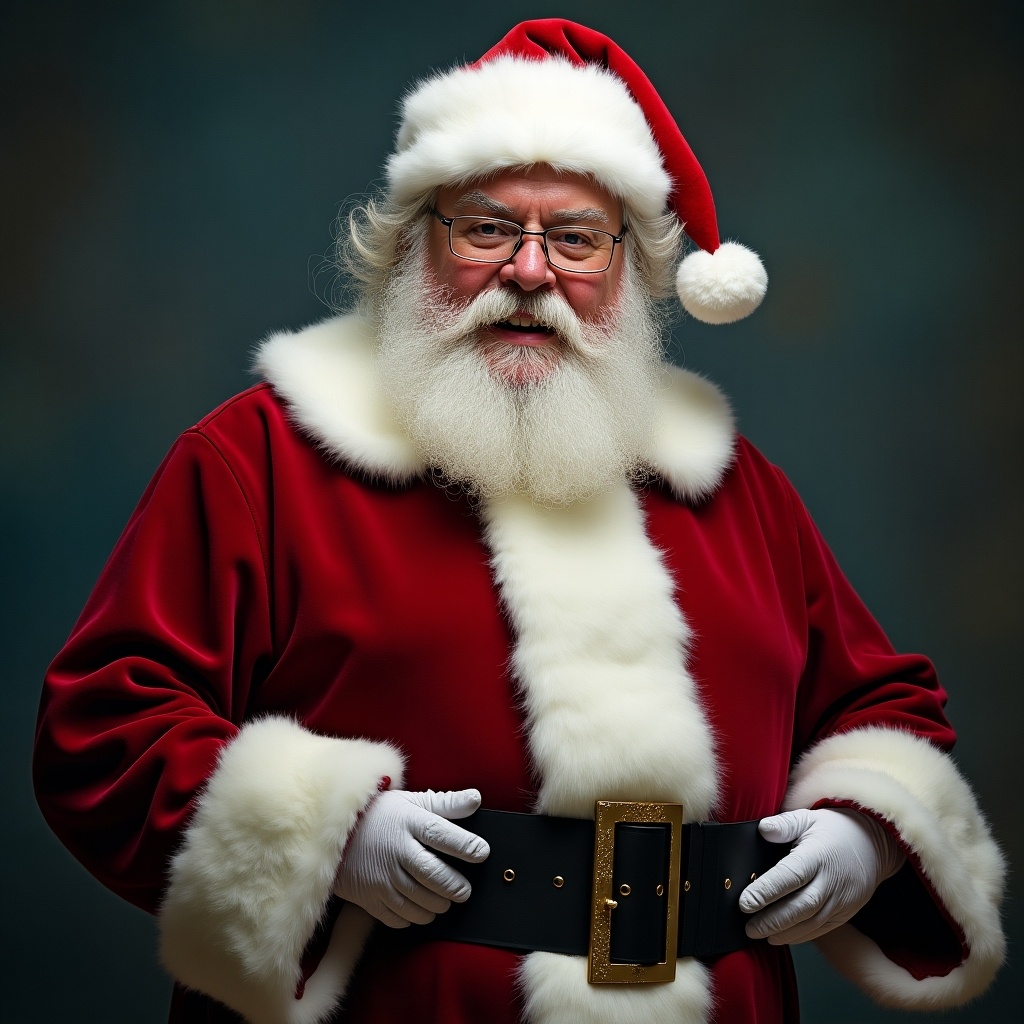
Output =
[{"x1": 387, "y1": 56, "x2": 671, "y2": 220}]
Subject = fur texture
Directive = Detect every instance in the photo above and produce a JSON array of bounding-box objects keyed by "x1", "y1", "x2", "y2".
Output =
[
  {"x1": 253, "y1": 315, "x2": 735, "y2": 498},
  {"x1": 519, "y1": 952, "x2": 712, "y2": 1024},
  {"x1": 159, "y1": 716, "x2": 404, "y2": 1024},
  {"x1": 253, "y1": 314, "x2": 733, "y2": 1019},
  {"x1": 255, "y1": 318, "x2": 423, "y2": 484},
  {"x1": 676, "y1": 241, "x2": 768, "y2": 324},
  {"x1": 388, "y1": 51, "x2": 768, "y2": 322},
  {"x1": 245, "y1": 318, "x2": 1006, "y2": 1018},
  {"x1": 648, "y1": 365, "x2": 735, "y2": 501},
  {"x1": 481, "y1": 482, "x2": 719, "y2": 1021},
  {"x1": 785, "y1": 727, "x2": 1006, "y2": 1008},
  {"x1": 481, "y1": 484, "x2": 718, "y2": 819},
  {"x1": 388, "y1": 56, "x2": 670, "y2": 220}
]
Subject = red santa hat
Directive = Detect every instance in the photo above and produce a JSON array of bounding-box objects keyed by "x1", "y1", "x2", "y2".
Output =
[{"x1": 386, "y1": 18, "x2": 767, "y2": 325}]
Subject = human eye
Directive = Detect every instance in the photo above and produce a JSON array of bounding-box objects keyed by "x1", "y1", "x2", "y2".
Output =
[
  {"x1": 458, "y1": 218, "x2": 518, "y2": 247},
  {"x1": 548, "y1": 227, "x2": 604, "y2": 260}
]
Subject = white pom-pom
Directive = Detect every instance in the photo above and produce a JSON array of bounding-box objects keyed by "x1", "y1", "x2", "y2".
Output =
[{"x1": 675, "y1": 242, "x2": 768, "y2": 325}]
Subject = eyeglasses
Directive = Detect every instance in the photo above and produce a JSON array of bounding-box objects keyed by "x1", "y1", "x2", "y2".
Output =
[{"x1": 429, "y1": 208, "x2": 626, "y2": 274}]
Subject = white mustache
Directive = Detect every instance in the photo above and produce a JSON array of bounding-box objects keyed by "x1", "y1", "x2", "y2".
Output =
[{"x1": 419, "y1": 287, "x2": 599, "y2": 356}]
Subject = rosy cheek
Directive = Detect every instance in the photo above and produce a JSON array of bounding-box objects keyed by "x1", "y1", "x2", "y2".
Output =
[{"x1": 564, "y1": 283, "x2": 609, "y2": 321}]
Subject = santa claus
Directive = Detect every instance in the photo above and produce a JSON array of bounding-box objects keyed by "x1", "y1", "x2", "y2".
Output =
[{"x1": 34, "y1": 18, "x2": 1004, "y2": 1024}]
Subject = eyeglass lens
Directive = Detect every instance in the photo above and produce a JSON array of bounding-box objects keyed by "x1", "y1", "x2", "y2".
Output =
[{"x1": 448, "y1": 216, "x2": 616, "y2": 272}]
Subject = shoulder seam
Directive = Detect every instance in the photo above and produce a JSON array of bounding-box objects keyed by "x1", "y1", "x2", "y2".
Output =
[
  {"x1": 194, "y1": 383, "x2": 273, "y2": 429},
  {"x1": 179, "y1": 429, "x2": 272, "y2": 608}
]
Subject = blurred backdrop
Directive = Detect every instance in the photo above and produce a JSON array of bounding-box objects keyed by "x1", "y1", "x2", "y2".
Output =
[{"x1": 2, "y1": 1, "x2": 1020, "y2": 1021}]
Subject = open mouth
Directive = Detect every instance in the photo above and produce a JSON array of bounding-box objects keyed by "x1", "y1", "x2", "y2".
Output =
[{"x1": 493, "y1": 316, "x2": 555, "y2": 334}]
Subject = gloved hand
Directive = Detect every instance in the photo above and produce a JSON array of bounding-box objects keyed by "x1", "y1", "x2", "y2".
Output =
[
  {"x1": 740, "y1": 807, "x2": 905, "y2": 945},
  {"x1": 335, "y1": 788, "x2": 490, "y2": 928}
]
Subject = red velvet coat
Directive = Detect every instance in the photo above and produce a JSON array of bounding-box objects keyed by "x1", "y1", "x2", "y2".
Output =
[{"x1": 35, "y1": 316, "x2": 1005, "y2": 1024}]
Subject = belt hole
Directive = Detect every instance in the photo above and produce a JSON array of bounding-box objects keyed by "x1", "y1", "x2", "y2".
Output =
[
  {"x1": 503, "y1": 869, "x2": 515, "y2": 882},
  {"x1": 552, "y1": 875, "x2": 565, "y2": 888},
  {"x1": 656, "y1": 884, "x2": 664, "y2": 896},
  {"x1": 618, "y1": 884, "x2": 631, "y2": 897},
  {"x1": 724, "y1": 877, "x2": 732, "y2": 890},
  {"x1": 683, "y1": 880, "x2": 691, "y2": 892}
]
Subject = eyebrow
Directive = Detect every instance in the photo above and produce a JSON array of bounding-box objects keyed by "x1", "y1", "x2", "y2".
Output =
[
  {"x1": 551, "y1": 207, "x2": 609, "y2": 224},
  {"x1": 452, "y1": 191, "x2": 515, "y2": 216},
  {"x1": 450, "y1": 192, "x2": 613, "y2": 226}
]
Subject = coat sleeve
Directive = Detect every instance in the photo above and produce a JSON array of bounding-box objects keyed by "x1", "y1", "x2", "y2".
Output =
[
  {"x1": 34, "y1": 428, "x2": 404, "y2": 1024},
  {"x1": 777, "y1": 469, "x2": 1005, "y2": 1008}
]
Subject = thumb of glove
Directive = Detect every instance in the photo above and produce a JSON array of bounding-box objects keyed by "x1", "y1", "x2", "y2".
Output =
[{"x1": 758, "y1": 809, "x2": 814, "y2": 844}]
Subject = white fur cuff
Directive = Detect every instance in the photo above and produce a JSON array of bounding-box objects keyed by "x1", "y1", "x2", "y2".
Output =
[
  {"x1": 159, "y1": 716, "x2": 404, "y2": 1024},
  {"x1": 785, "y1": 726, "x2": 1005, "y2": 1008}
]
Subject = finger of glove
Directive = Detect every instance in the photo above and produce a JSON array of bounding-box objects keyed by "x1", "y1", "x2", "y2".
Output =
[
  {"x1": 390, "y1": 864, "x2": 455, "y2": 915},
  {"x1": 757, "y1": 907, "x2": 850, "y2": 946},
  {"x1": 409, "y1": 807, "x2": 490, "y2": 863},
  {"x1": 367, "y1": 899, "x2": 414, "y2": 930},
  {"x1": 367, "y1": 866, "x2": 441, "y2": 925},
  {"x1": 758, "y1": 809, "x2": 814, "y2": 844},
  {"x1": 759, "y1": 859, "x2": 876, "y2": 946},
  {"x1": 739, "y1": 850, "x2": 818, "y2": 913},
  {"x1": 418, "y1": 788, "x2": 484, "y2": 821},
  {"x1": 387, "y1": 893, "x2": 439, "y2": 927},
  {"x1": 743, "y1": 881, "x2": 829, "y2": 940},
  {"x1": 403, "y1": 845, "x2": 475, "y2": 902}
]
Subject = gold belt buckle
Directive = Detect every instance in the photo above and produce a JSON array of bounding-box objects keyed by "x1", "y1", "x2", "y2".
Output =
[{"x1": 588, "y1": 800, "x2": 684, "y2": 984}]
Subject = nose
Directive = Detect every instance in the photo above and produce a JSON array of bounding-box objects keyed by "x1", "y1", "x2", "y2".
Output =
[{"x1": 498, "y1": 235, "x2": 557, "y2": 292}]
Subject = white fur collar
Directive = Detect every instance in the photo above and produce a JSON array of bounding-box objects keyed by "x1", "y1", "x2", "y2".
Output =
[{"x1": 254, "y1": 313, "x2": 735, "y2": 501}]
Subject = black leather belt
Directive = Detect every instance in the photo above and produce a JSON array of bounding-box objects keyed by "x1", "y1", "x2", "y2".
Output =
[{"x1": 419, "y1": 803, "x2": 790, "y2": 984}]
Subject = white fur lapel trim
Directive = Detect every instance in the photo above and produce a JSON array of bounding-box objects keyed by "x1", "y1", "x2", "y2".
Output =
[
  {"x1": 481, "y1": 483, "x2": 718, "y2": 817},
  {"x1": 254, "y1": 315, "x2": 735, "y2": 498},
  {"x1": 481, "y1": 482, "x2": 719, "y2": 1024}
]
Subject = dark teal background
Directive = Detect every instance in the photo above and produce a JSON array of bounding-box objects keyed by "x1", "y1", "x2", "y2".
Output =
[{"x1": 3, "y1": 2, "x2": 1020, "y2": 1021}]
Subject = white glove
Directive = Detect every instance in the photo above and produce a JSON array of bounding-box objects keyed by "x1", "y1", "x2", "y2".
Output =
[
  {"x1": 334, "y1": 788, "x2": 490, "y2": 928},
  {"x1": 739, "y1": 807, "x2": 905, "y2": 945}
]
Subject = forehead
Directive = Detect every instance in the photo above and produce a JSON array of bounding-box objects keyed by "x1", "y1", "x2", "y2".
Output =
[{"x1": 435, "y1": 166, "x2": 621, "y2": 222}]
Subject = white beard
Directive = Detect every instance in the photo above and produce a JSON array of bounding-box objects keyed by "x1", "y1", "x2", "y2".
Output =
[{"x1": 376, "y1": 242, "x2": 665, "y2": 506}]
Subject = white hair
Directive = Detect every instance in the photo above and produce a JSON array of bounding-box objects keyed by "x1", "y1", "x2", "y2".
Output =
[{"x1": 335, "y1": 173, "x2": 683, "y2": 313}]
